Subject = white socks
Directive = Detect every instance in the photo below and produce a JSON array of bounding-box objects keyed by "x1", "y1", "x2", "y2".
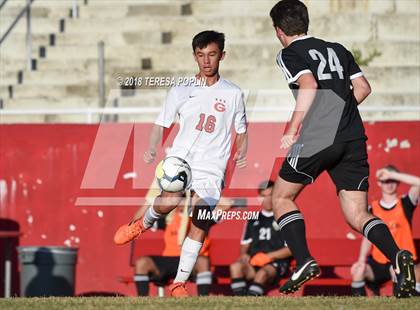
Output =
[
  {"x1": 351, "y1": 280, "x2": 366, "y2": 288},
  {"x1": 142, "y1": 206, "x2": 163, "y2": 229},
  {"x1": 416, "y1": 282, "x2": 420, "y2": 293},
  {"x1": 196, "y1": 271, "x2": 212, "y2": 286},
  {"x1": 174, "y1": 237, "x2": 203, "y2": 283}
]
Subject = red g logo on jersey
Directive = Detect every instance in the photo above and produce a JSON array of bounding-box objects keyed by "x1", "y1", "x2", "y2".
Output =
[{"x1": 214, "y1": 98, "x2": 226, "y2": 112}]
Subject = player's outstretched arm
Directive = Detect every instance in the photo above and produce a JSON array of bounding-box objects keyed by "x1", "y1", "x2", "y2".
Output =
[
  {"x1": 238, "y1": 244, "x2": 251, "y2": 263},
  {"x1": 280, "y1": 73, "x2": 317, "y2": 149},
  {"x1": 376, "y1": 169, "x2": 420, "y2": 187},
  {"x1": 357, "y1": 237, "x2": 372, "y2": 263},
  {"x1": 144, "y1": 124, "x2": 164, "y2": 163},
  {"x1": 376, "y1": 168, "x2": 420, "y2": 203},
  {"x1": 351, "y1": 76, "x2": 371, "y2": 105},
  {"x1": 351, "y1": 237, "x2": 371, "y2": 276}
]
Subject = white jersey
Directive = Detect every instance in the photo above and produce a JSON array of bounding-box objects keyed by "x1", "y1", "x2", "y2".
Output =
[{"x1": 155, "y1": 77, "x2": 247, "y2": 205}]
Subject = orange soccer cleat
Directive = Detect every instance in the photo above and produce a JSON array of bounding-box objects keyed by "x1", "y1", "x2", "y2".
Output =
[
  {"x1": 169, "y1": 282, "x2": 189, "y2": 297},
  {"x1": 113, "y1": 216, "x2": 146, "y2": 245}
]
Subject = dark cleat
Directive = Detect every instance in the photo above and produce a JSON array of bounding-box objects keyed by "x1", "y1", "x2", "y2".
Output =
[
  {"x1": 279, "y1": 259, "x2": 321, "y2": 294},
  {"x1": 394, "y1": 250, "x2": 416, "y2": 298}
]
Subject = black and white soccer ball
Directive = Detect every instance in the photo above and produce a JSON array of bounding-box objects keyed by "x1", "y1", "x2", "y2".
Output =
[{"x1": 155, "y1": 156, "x2": 192, "y2": 192}]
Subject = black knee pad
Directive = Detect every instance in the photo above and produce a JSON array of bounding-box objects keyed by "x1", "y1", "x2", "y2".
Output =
[{"x1": 192, "y1": 200, "x2": 213, "y2": 232}]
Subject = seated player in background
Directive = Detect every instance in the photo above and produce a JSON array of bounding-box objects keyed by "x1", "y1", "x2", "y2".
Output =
[
  {"x1": 230, "y1": 181, "x2": 292, "y2": 296},
  {"x1": 351, "y1": 165, "x2": 419, "y2": 296},
  {"x1": 134, "y1": 195, "x2": 234, "y2": 296}
]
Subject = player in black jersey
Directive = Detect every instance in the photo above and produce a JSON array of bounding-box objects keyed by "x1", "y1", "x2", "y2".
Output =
[
  {"x1": 269, "y1": 0, "x2": 416, "y2": 297},
  {"x1": 230, "y1": 181, "x2": 292, "y2": 296}
]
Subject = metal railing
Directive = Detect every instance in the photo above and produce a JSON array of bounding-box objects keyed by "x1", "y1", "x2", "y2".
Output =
[
  {"x1": 0, "y1": 0, "x2": 35, "y2": 70},
  {"x1": 0, "y1": 0, "x2": 80, "y2": 69},
  {"x1": 0, "y1": 106, "x2": 419, "y2": 124},
  {"x1": 98, "y1": 41, "x2": 105, "y2": 108}
]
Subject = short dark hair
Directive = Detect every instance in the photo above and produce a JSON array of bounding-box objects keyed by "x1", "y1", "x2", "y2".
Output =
[
  {"x1": 383, "y1": 164, "x2": 400, "y2": 173},
  {"x1": 258, "y1": 180, "x2": 274, "y2": 196},
  {"x1": 270, "y1": 0, "x2": 309, "y2": 36},
  {"x1": 192, "y1": 30, "x2": 225, "y2": 52}
]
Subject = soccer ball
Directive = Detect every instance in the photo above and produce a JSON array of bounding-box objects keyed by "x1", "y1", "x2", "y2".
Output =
[{"x1": 155, "y1": 156, "x2": 192, "y2": 192}]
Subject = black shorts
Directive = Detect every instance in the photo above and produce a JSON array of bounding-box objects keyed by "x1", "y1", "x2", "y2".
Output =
[
  {"x1": 279, "y1": 139, "x2": 369, "y2": 193},
  {"x1": 149, "y1": 256, "x2": 180, "y2": 284},
  {"x1": 255, "y1": 259, "x2": 290, "y2": 284},
  {"x1": 367, "y1": 255, "x2": 392, "y2": 285}
]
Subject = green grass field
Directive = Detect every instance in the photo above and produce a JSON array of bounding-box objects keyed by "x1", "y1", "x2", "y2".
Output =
[{"x1": 0, "y1": 297, "x2": 418, "y2": 310}]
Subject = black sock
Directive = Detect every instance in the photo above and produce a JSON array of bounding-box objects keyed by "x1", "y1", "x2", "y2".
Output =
[
  {"x1": 248, "y1": 282, "x2": 264, "y2": 296},
  {"x1": 197, "y1": 284, "x2": 211, "y2": 296},
  {"x1": 351, "y1": 280, "x2": 367, "y2": 296},
  {"x1": 231, "y1": 277, "x2": 247, "y2": 296},
  {"x1": 362, "y1": 218, "x2": 400, "y2": 268},
  {"x1": 277, "y1": 210, "x2": 312, "y2": 267},
  {"x1": 134, "y1": 274, "x2": 149, "y2": 296},
  {"x1": 196, "y1": 271, "x2": 212, "y2": 296}
]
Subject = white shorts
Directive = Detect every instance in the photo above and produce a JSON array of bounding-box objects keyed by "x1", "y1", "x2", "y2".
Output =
[
  {"x1": 189, "y1": 164, "x2": 223, "y2": 207},
  {"x1": 166, "y1": 147, "x2": 226, "y2": 207}
]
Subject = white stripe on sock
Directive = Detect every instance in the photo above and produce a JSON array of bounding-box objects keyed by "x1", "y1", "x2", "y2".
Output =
[
  {"x1": 278, "y1": 213, "x2": 304, "y2": 231},
  {"x1": 143, "y1": 206, "x2": 163, "y2": 229},
  {"x1": 248, "y1": 284, "x2": 264, "y2": 295},
  {"x1": 134, "y1": 275, "x2": 149, "y2": 282},
  {"x1": 231, "y1": 281, "x2": 246, "y2": 289},
  {"x1": 351, "y1": 280, "x2": 365, "y2": 288},
  {"x1": 363, "y1": 219, "x2": 385, "y2": 238},
  {"x1": 278, "y1": 214, "x2": 303, "y2": 227},
  {"x1": 196, "y1": 271, "x2": 212, "y2": 285}
]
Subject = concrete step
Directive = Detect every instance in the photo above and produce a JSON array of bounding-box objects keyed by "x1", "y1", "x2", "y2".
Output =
[
  {"x1": 5, "y1": 39, "x2": 416, "y2": 69},
  {"x1": 3, "y1": 97, "x2": 99, "y2": 109},
  {"x1": 0, "y1": 4, "x2": 67, "y2": 19},
  {"x1": 2, "y1": 62, "x2": 418, "y2": 94},
  {"x1": 50, "y1": 33, "x2": 420, "y2": 67},
  {"x1": 2, "y1": 84, "x2": 98, "y2": 100},
  {"x1": 3, "y1": 32, "x2": 411, "y2": 68},
  {"x1": 0, "y1": 33, "x2": 50, "y2": 48},
  {"x1": 54, "y1": 13, "x2": 419, "y2": 42},
  {"x1": 5, "y1": 69, "x2": 98, "y2": 86},
  {"x1": 376, "y1": 12, "x2": 420, "y2": 41},
  {"x1": 191, "y1": 0, "x2": 420, "y2": 16},
  {"x1": 79, "y1": 0, "x2": 185, "y2": 18},
  {"x1": 0, "y1": 17, "x2": 62, "y2": 35},
  {"x1": 3, "y1": 12, "x2": 418, "y2": 44},
  {"x1": 8, "y1": 43, "x2": 417, "y2": 90},
  {"x1": 363, "y1": 66, "x2": 420, "y2": 93}
]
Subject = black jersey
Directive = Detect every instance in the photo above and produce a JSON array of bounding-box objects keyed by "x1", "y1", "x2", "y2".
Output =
[
  {"x1": 276, "y1": 36, "x2": 366, "y2": 144},
  {"x1": 241, "y1": 211, "x2": 287, "y2": 257}
]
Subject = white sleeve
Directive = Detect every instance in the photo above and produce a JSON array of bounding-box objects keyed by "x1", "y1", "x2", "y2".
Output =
[
  {"x1": 234, "y1": 92, "x2": 247, "y2": 134},
  {"x1": 154, "y1": 87, "x2": 180, "y2": 128}
]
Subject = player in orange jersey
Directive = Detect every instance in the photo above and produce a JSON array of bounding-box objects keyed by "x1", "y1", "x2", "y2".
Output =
[{"x1": 351, "y1": 165, "x2": 419, "y2": 296}]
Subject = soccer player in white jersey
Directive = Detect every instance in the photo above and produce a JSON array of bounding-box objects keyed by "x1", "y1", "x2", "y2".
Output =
[{"x1": 114, "y1": 30, "x2": 248, "y2": 297}]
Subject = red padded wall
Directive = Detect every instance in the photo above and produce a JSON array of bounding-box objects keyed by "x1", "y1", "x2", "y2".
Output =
[{"x1": 0, "y1": 122, "x2": 418, "y2": 296}]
